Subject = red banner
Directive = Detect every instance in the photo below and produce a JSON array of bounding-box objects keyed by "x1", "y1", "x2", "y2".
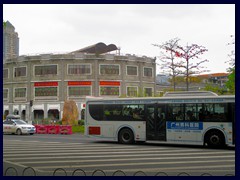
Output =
[
  {"x1": 68, "y1": 81, "x2": 92, "y2": 86},
  {"x1": 99, "y1": 81, "x2": 120, "y2": 86},
  {"x1": 34, "y1": 82, "x2": 58, "y2": 87}
]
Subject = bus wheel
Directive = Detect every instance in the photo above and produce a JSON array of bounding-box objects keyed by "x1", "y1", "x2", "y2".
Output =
[
  {"x1": 118, "y1": 128, "x2": 134, "y2": 144},
  {"x1": 205, "y1": 130, "x2": 225, "y2": 148}
]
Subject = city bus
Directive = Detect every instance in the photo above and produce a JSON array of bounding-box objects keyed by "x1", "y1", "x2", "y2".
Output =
[{"x1": 85, "y1": 92, "x2": 235, "y2": 147}]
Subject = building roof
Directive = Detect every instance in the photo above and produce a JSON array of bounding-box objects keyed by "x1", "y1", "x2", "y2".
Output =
[
  {"x1": 197, "y1": 73, "x2": 229, "y2": 78},
  {"x1": 71, "y1": 42, "x2": 118, "y2": 54},
  {"x1": 4, "y1": 21, "x2": 15, "y2": 29}
]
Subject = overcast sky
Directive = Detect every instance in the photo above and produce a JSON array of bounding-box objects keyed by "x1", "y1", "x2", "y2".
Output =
[{"x1": 3, "y1": 4, "x2": 235, "y2": 74}]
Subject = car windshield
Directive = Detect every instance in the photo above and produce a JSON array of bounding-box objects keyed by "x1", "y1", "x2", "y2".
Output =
[{"x1": 13, "y1": 120, "x2": 27, "y2": 125}]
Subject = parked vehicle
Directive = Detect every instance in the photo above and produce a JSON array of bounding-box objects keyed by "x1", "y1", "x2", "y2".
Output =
[
  {"x1": 5, "y1": 114, "x2": 21, "y2": 121},
  {"x1": 3, "y1": 119, "x2": 36, "y2": 135}
]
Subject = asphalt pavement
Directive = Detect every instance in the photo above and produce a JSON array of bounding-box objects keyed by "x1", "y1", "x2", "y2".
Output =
[{"x1": 3, "y1": 134, "x2": 235, "y2": 176}]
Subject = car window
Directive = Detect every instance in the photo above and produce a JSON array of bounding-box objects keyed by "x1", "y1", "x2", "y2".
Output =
[
  {"x1": 13, "y1": 120, "x2": 27, "y2": 125},
  {"x1": 3, "y1": 121, "x2": 14, "y2": 125}
]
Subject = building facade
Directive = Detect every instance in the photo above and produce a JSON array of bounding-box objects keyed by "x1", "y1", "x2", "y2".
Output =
[
  {"x1": 3, "y1": 52, "x2": 156, "y2": 123},
  {"x1": 3, "y1": 21, "x2": 19, "y2": 62},
  {"x1": 197, "y1": 73, "x2": 229, "y2": 87}
]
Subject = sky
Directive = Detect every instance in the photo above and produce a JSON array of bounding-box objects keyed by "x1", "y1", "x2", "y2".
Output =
[{"x1": 3, "y1": 4, "x2": 235, "y2": 74}]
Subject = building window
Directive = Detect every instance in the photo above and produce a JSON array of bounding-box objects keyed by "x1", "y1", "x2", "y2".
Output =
[
  {"x1": 68, "y1": 64, "x2": 91, "y2": 75},
  {"x1": 144, "y1": 67, "x2": 153, "y2": 77},
  {"x1": 14, "y1": 67, "x2": 26, "y2": 77},
  {"x1": 3, "y1": 89, "x2": 8, "y2": 99},
  {"x1": 35, "y1": 65, "x2": 57, "y2": 76},
  {"x1": 127, "y1": 66, "x2": 138, "y2": 76},
  {"x1": 15, "y1": 88, "x2": 26, "y2": 98},
  {"x1": 144, "y1": 87, "x2": 153, "y2": 97},
  {"x1": 69, "y1": 87, "x2": 91, "y2": 96},
  {"x1": 100, "y1": 65, "x2": 120, "y2": 75},
  {"x1": 3, "y1": 69, "x2": 8, "y2": 79},
  {"x1": 100, "y1": 87, "x2": 120, "y2": 96},
  {"x1": 35, "y1": 87, "x2": 58, "y2": 97},
  {"x1": 127, "y1": 87, "x2": 138, "y2": 97}
]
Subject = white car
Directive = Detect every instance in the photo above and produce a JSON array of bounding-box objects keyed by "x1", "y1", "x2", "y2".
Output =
[{"x1": 3, "y1": 119, "x2": 36, "y2": 135}]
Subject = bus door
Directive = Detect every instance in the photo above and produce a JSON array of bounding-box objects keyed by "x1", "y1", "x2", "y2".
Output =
[{"x1": 146, "y1": 104, "x2": 166, "y2": 141}]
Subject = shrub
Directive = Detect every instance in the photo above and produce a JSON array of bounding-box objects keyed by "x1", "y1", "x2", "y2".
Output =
[
  {"x1": 78, "y1": 120, "x2": 84, "y2": 126},
  {"x1": 62, "y1": 100, "x2": 79, "y2": 125},
  {"x1": 72, "y1": 125, "x2": 84, "y2": 134}
]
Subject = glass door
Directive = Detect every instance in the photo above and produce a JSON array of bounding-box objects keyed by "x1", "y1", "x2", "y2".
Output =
[{"x1": 146, "y1": 104, "x2": 166, "y2": 141}]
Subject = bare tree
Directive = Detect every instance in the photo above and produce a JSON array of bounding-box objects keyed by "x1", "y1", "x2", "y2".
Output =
[
  {"x1": 175, "y1": 44, "x2": 209, "y2": 91},
  {"x1": 153, "y1": 38, "x2": 183, "y2": 91},
  {"x1": 226, "y1": 35, "x2": 235, "y2": 69},
  {"x1": 225, "y1": 35, "x2": 235, "y2": 94}
]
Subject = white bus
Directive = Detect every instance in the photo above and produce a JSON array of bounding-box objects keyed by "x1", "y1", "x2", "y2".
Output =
[{"x1": 85, "y1": 92, "x2": 235, "y2": 147}]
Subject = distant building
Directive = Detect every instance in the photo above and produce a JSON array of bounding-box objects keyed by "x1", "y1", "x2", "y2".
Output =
[
  {"x1": 197, "y1": 73, "x2": 229, "y2": 87},
  {"x1": 156, "y1": 73, "x2": 229, "y2": 92},
  {"x1": 156, "y1": 74, "x2": 170, "y2": 85},
  {"x1": 3, "y1": 21, "x2": 19, "y2": 62}
]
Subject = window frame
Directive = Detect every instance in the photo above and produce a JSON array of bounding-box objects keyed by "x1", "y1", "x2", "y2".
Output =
[
  {"x1": 68, "y1": 86, "x2": 92, "y2": 97},
  {"x1": 3, "y1": 88, "x2": 9, "y2": 99},
  {"x1": 126, "y1": 65, "x2": 138, "y2": 76},
  {"x1": 143, "y1": 87, "x2": 153, "y2": 97},
  {"x1": 99, "y1": 86, "x2": 120, "y2": 96},
  {"x1": 34, "y1": 86, "x2": 58, "y2": 97},
  {"x1": 126, "y1": 86, "x2": 138, "y2": 97},
  {"x1": 67, "y1": 63, "x2": 92, "y2": 75},
  {"x1": 143, "y1": 67, "x2": 153, "y2": 77},
  {"x1": 99, "y1": 64, "x2": 120, "y2": 75},
  {"x1": 34, "y1": 64, "x2": 58, "y2": 76},
  {"x1": 14, "y1": 66, "x2": 27, "y2": 78},
  {"x1": 14, "y1": 87, "x2": 27, "y2": 98},
  {"x1": 3, "y1": 68, "x2": 9, "y2": 79}
]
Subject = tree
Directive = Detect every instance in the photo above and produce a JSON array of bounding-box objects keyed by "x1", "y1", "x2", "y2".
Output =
[
  {"x1": 226, "y1": 35, "x2": 235, "y2": 69},
  {"x1": 154, "y1": 39, "x2": 209, "y2": 91},
  {"x1": 168, "y1": 75, "x2": 185, "y2": 84},
  {"x1": 153, "y1": 38, "x2": 182, "y2": 91},
  {"x1": 226, "y1": 67, "x2": 235, "y2": 94},
  {"x1": 175, "y1": 44, "x2": 209, "y2": 91},
  {"x1": 62, "y1": 100, "x2": 79, "y2": 125},
  {"x1": 3, "y1": 21, "x2": 6, "y2": 28},
  {"x1": 225, "y1": 35, "x2": 235, "y2": 94}
]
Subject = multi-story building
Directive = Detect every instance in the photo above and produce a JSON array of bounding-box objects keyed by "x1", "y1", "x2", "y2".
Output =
[
  {"x1": 3, "y1": 43, "x2": 156, "y2": 122},
  {"x1": 3, "y1": 21, "x2": 19, "y2": 62},
  {"x1": 197, "y1": 73, "x2": 229, "y2": 87},
  {"x1": 156, "y1": 74, "x2": 170, "y2": 85}
]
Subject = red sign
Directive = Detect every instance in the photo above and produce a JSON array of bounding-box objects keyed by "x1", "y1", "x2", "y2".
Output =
[
  {"x1": 99, "y1": 81, "x2": 120, "y2": 86},
  {"x1": 34, "y1": 82, "x2": 58, "y2": 87},
  {"x1": 88, "y1": 126, "x2": 101, "y2": 135},
  {"x1": 68, "y1": 81, "x2": 92, "y2": 86}
]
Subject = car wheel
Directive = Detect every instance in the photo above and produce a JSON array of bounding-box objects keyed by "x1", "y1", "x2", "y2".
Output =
[{"x1": 16, "y1": 129, "x2": 22, "y2": 135}]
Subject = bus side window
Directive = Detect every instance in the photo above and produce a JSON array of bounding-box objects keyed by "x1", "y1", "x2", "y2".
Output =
[{"x1": 186, "y1": 110, "x2": 197, "y2": 121}]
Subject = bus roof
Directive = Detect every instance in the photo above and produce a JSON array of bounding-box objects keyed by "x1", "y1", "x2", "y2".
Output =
[
  {"x1": 86, "y1": 94, "x2": 235, "y2": 104},
  {"x1": 163, "y1": 91, "x2": 218, "y2": 97}
]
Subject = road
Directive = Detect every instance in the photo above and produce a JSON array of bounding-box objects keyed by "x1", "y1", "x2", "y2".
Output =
[{"x1": 3, "y1": 134, "x2": 235, "y2": 176}]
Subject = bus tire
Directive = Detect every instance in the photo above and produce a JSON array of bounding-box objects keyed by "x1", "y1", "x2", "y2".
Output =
[
  {"x1": 205, "y1": 130, "x2": 225, "y2": 148},
  {"x1": 118, "y1": 128, "x2": 134, "y2": 144}
]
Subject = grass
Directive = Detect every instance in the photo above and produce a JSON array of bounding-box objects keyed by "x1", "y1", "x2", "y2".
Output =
[{"x1": 72, "y1": 125, "x2": 84, "y2": 134}]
